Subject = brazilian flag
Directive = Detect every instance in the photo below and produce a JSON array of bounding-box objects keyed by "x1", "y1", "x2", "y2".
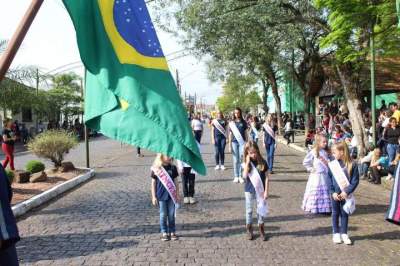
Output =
[{"x1": 63, "y1": 0, "x2": 206, "y2": 175}]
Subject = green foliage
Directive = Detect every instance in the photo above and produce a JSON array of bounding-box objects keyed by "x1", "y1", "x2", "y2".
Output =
[
  {"x1": 28, "y1": 130, "x2": 78, "y2": 168},
  {"x1": 25, "y1": 160, "x2": 45, "y2": 174},
  {"x1": 5, "y1": 170, "x2": 14, "y2": 184},
  {"x1": 216, "y1": 73, "x2": 261, "y2": 113}
]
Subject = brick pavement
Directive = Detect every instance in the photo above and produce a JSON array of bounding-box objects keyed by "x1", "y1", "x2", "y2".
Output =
[{"x1": 15, "y1": 131, "x2": 400, "y2": 265}]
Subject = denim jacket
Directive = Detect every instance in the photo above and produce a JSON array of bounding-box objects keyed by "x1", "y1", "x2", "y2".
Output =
[{"x1": 328, "y1": 160, "x2": 359, "y2": 195}]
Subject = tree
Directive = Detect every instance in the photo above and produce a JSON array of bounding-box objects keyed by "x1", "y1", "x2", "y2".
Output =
[
  {"x1": 315, "y1": 0, "x2": 400, "y2": 155},
  {"x1": 216, "y1": 72, "x2": 261, "y2": 113}
]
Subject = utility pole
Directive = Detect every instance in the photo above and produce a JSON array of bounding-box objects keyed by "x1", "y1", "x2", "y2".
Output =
[
  {"x1": 291, "y1": 49, "x2": 295, "y2": 121},
  {"x1": 0, "y1": 0, "x2": 44, "y2": 81},
  {"x1": 35, "y1": 68, "x2": 39, "y2": 133},
  {"x1": 176, "y1": 69, "x2": 181, "y2": 96},
  {"x1": 370, "y1": 30, "x2": 376, "y2": 146}
]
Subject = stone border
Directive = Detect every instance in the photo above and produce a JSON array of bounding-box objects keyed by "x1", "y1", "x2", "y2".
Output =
[
  {"x1": 12, "y1": 168, "x2": 95, "y2": 218},
  {"x1": 276, "y1": 137, "x2": 307, "y2": 153}
]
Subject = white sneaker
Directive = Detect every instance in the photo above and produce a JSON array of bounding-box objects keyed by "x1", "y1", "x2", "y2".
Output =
[
  {"x1": 333, "y1": 233, "x2": 342, "y2": 244},
  {"x1": 183, "y1": 197, "x2": 189, "y2": 204},
  {"x1": 233, "y1": 177, "x2": 239, "y2": 183},
  {"x1": 189, "y1": 197, "x2": 197, "y2": 204},
  {"x1": 220, "y1": 165, "x2": 225, "y2": 170},
  {"x1": 238, "y1": 177, "x2": 245, "y2": 184},
  {"x1": 215, "y1": 165, "x2": 220, "y2": 170},
  {"x1": 341, "y1": 234, "x2": 352, "y2": 245}
]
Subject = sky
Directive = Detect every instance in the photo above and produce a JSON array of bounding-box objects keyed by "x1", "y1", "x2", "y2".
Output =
[{"x1": 0, "y1": 0, "x2": 221, "y2": 104}]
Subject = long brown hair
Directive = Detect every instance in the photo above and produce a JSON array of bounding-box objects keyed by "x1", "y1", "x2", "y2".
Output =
[
  {"x1": 332, "y1": 141, "x2": 353, "y2": 175},
  {"x1": 244, "y1": 141, "x2": 266, "y2": 171}
]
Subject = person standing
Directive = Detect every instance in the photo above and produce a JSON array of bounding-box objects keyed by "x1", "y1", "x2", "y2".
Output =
[
  {"x1": 211, "y1": 111, "x2": 227, "y2": 170},
  {"x1": 284, "y1": 117, "x2": 294, "y2": 145},
  {"x1": 384, "y1": 118, "x2": 400, "y2": 164},
  {"x1": 177, "y1": 160, "x2": 197, "y2": 204},
  {"x1": 2, "y1": 119, "x2": 16, "y2": 171},
  {"x1": 229, "y1": 107, "x2": 248, "y2": 184},
  {"x1": 390, "y1": 103, "x2": 400, "y2": 123},
  {"x1": 0, "y1": 164, "x2": 20, "y2": 265},
  {"x1": 191, "y1": 113, "x2": 203, "y2": 143},
  {"x1": 386, "y1": 154, "x2": 400, "y2": 225},
  {"x1": 262, "y1": 114, "x2": 278, "y2": 174},
  {"x1": 249, "y1": 116, "x2": 260, "y2": 143}
]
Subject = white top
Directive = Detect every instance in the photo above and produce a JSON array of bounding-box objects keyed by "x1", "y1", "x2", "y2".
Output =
[
  {"x1": 284, "y1": 122, "x2": 292, "y2": 132},
  {"x1": 191, "y1": 119, "x2": 203, "y2": 131}
]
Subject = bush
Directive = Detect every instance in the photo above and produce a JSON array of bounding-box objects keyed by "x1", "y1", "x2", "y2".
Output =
[
  {"x1": 26, "y1": 160, "x2": 45, "y2": 174},
  {"x1": 28, "y1": 130, "x2": 79, "y2": 168},
  {"x1": 5, "y1": 170, "x2": 14, "y2": 184}
]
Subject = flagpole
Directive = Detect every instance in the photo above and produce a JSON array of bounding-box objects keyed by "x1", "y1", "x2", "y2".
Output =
[
  {"x1": 82, "y1": 69, "x2": 90, "y2": 168},
  {"x1": 0, "y1": 0, "x2": 44, "y2": 81}
]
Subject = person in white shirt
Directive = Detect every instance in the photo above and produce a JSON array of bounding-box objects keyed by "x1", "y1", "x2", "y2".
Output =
[
  {"x1": 283, "y1": 118, "x2": 294, "y2": 145},
  {"x1": 191, "y1": 113, "x2": 203, "y2": 143}
]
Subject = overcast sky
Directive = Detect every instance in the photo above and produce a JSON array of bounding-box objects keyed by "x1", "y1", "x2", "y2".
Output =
[{"x1": 0, "y1": 0, "x2": 221, "y2": 104}]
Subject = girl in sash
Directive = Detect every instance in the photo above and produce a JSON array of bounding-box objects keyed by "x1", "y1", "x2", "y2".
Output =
[
  {"x1": 302, "y1": 134, "x2": 332, "y2": 214},
  {"x1": 243, "y1": 141, "x2": 269, "y2": 241},
  {"x1": 249, "y1": 115, "x2": 260, "y2": 143},
  {"x1": 328, "y1": 142, "x2": 359, "y2": 245},
  {"x1": 211, "y1": 111, "x2": 227, "y2": 170},
  {"x1": 151, "y1": 154, "x2": 180, "y2": 241},
  {"x1": 386, "y1": 138, "x2": 400, "y2": 225},
  {"x1": 229, "y1": 107, "x2": 248, "y2": 183},
  {"x1": 263, "y1": 114, "x2": 278, "y2": 174}
]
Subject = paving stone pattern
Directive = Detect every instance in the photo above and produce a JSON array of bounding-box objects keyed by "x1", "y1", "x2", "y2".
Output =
[{"x1": 15, "y1": 131, "x2": 400, "y2": 265}]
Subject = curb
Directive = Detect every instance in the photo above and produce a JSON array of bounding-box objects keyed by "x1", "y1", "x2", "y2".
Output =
[
  {"x1": 12, "y1": 168, "x2": 95, "y2": 218},
  {"x1": 277, "y1": 137, "x2": 307, "y2": 153}
]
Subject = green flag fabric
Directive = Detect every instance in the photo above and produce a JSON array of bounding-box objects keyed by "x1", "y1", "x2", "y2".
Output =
[
  {"x1": 63, "y1": 0, "x2": 206, "y2": 175},
  {"x1": 397, "y1": 0, "x2": 400, "y2": 28}
]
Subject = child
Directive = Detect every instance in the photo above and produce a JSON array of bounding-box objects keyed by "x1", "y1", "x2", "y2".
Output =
[
  {"x1": 305, "y1": 129, "x2": 315, "y2": 149},
  {"x1": 242, "y1": 141, "x2": 270, "y2": 241},
  {"x1": 328, "y1": 142, "x2": 359, "y2": 245},
  {"x1": 177, "y1": 160, "x2": 196, "y2": 204},
  {"x1": 369, "y1": 148, "x2": 389, "y2": 184},
  {"x1": 151, "y1": 154, "x2": 180, "y2": 241},
  {"x1": 302, "y1": 134, "x2": 332, "y2": 214}
]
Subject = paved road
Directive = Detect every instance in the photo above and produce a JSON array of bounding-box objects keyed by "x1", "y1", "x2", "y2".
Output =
[{"x1": 15, "y1": 131, "x2": 400, "y2": 265}]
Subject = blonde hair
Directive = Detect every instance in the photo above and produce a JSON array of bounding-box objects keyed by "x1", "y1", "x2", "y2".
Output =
[
  {"x1": 332, "y1": 141, "x2": 353, "y2": 175},
  {"x1": 371, "y1": 148, "x2": 381, "y2": 164},
  {"x1": 313, "y1": 134, "x2": 327, "y2": 158},
  {"x1": 244, "y1": 141, "x2": 266, "y2": 172},
  {"x1": 152, "y1": 153, "x2": 172, "y2": 169}
]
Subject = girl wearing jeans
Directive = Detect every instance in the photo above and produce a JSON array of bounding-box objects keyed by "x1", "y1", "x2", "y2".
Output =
[
  {"x1": 242, "y1": 141, "x2": 269, "y2": 241},
  {"x1": 211, "y1": 111, "x2": 227, "y2": 170},
  {"x1": 151, "y1": 154, "x2": 180, "y2": 241},
  {"x1": 384, "y1": 117, "x2": 400, "y2": 164},
  {"x1": 328, "y1": 142, "x2": 359, "y2": 245},
  {"x1": 228, "y1": 107, "x2": 248, "y2": 184}
]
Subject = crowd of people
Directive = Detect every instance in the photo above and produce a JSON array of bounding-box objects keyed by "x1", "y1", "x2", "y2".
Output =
[{"x1": 148, "y1": 105, "x2": 399, "y2": 244}]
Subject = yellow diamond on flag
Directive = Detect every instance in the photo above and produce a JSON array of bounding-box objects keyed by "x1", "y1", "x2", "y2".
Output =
[{"x1": 119, "y1": 98, "x2": 129, "y2": 111}]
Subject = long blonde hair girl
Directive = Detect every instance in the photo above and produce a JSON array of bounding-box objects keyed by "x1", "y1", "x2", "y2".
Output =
[
  {"x1": 152, "y1": 153, "x2": 172, "y2": 169},
  {"x1": 332, "y1": 141, "x2": 353, "y2": 175},
  {"x1": 313, "y1": 134, "x2": 328, "y2": 158},
  {"x1": 243, "y1": 141, "x2": 266, "y2": 172}
]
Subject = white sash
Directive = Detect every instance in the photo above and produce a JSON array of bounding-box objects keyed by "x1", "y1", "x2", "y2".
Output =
[
  {"x1": 151, "y1": 166, "x2": 180, "y2": 209},
  {"x1": 328, "y1": 160, "x2": 350, "y2": 191},
  {"x1": 212, "y1": 119, "x2": 227, "y2": 137},
  {"x1": 229, "y1": 121, "x2": 245, "y2": 146},
  {"x1": 248, "y1": 163, "x2": 268, "y2": 217},
  {"x1": 263, "y1": 123, "x2": 276, "y2": 141}
]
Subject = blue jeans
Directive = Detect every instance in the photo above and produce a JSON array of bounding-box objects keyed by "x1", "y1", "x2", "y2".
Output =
[
  {"x1": 265, "y1": 143, "x2": 275, "y2": 171},
  {"x1": 245, "y1": 192, "x2": 264, "y2": 225},
  {"x1": 0, "y1": 244, "x2": 19, "y2": 266},
  {"x1": 332, "y1": 199, "x2": 348, "y2": 234},
  {"x1": 214, "y1": 136, "x2": 226, "y2": 165},
  {"x1": 358, "y1": 162, "x2": 369, "y2": 177},
  {"x1": 159, "y1": 198, "x2": 175, "y2": 234},
  {"x1": 387, "y1": 144, "x2": 398, "y2": 163},
  {"x1": 232, "y1": 141, "x2": 244, "y2": 177}
]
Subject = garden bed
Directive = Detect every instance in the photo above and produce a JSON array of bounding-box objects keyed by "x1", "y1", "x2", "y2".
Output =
[{"x1": 11, "y1": 168, "x2": 87, "y2": 206}]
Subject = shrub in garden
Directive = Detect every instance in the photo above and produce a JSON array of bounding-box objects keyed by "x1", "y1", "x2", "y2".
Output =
[
  {"x1": 5, "y1": 170, "x2": 14, "y2": 184},
  {"x1": 28, "y1": 130, "x2": 79, "y2": 168},
  {"x1": 26, "y1": 160, "x2": 45, "y2": 174}
]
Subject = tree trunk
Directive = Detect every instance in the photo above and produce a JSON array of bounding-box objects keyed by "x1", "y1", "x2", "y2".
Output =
[
  {"x1": 270, "y1": 78, "x2": 283, "y2": 134},
  {"x1": 336, "y1": 65, "x2": 367, "y2": 157},
  {"x1": 304, "y1": 92, "x2": 311, "y2": 136},
  {"x1": 261, "y1": 79, "x2": 269, "y2": 114}
]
